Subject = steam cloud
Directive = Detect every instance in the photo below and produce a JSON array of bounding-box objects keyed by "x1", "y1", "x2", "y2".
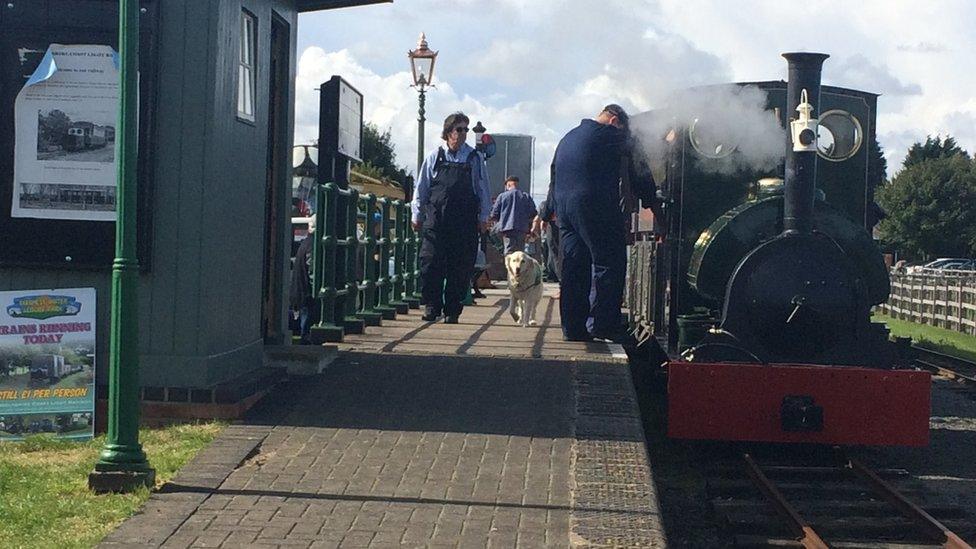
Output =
[{"x1": 631, "y1": 84, "x2": 786, "y2": 176}]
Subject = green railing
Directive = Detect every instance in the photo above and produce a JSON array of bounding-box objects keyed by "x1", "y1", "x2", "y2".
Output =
[{"x1": 310, "y1": 182, "x2": 420, "y2": 343}]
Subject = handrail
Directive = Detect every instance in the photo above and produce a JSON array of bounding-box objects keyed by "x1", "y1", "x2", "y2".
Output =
[{"x1": 308, "y1": 182, "x2": 420, "y2": 343}]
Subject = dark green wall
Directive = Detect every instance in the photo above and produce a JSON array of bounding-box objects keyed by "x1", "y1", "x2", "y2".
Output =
[{"x1": 0, "y1": 0, "x2": 300, "y2": 389}]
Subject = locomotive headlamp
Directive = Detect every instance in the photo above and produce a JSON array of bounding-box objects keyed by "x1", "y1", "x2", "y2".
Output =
[
  {"x1": 472, "y1": 121, "x2": 485, "y2": 145},
  {"x1": 790, "y1": 89, "x2": 819, "y2": 153},
  {"x1": 471, "y1": 121, "x2": 497, "y2": 159}
]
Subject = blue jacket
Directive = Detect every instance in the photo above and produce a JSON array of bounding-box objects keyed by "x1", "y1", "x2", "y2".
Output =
[
  {"x1": 490, "y1": 188, "x2": 537, "y2": 234},
  {"x1": 553, "y1": 119, "x2": 629, "y2": 215}
]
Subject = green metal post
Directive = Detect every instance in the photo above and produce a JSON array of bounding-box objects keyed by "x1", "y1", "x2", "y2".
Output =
[
  {"x1": 407, "y1": 219, "x2": 423, "y2": 302},
  {"x1": 412, "y1": 87, "x2": 427, "y2": 305},
  {"x1": 402, "y1": 204, "x2": 420, "y2": 308},
  {"x1": 342, "y1": 188, "x2": 366, "y2": 332},
  {"x1": 374, "y1": 198, "x2": 398, "y2": 319},
  {"x1": 389, "y1": 200, "x2": 410, "y2": 313},
  {"x1": 310, "y1": 183, "x2": 343, "y2": 343},
  {"x1": 416, "y1": 87, "x2": 426, "y2": 177},
  {"x1": 356, "y1": 194, "x2": 382, "y2": 326},
  {"x1": 89, "y1": 0, "x2": 155, "y2": 493}
]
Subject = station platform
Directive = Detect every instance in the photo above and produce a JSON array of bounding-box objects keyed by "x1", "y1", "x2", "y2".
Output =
[{"x1": 100, "y1": 287, "x2": 666, "y2": 548}]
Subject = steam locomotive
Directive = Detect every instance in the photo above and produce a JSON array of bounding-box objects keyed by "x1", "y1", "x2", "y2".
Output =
[
  {"x1": 62, "y1": 122, "x2": 112, "y2": 151},
  {"x1": 629, "y1": 53, "x2": 930, "y2": 446}
]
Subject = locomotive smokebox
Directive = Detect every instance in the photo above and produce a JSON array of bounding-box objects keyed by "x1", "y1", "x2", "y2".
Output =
[{"x1": 783, "y1": 52, "x2": 829, "y2": 234}]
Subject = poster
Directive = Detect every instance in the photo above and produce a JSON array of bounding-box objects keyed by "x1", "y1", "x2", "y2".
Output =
[
  {"x1": 0, "y1": 288, "x2": 96, "y2": 441},
  {"x1": 12, "y1": 44, "x2": 119, "y2": 221}
]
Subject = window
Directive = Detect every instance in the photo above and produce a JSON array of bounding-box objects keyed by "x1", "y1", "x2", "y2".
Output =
[{"x1": 238, "y1": 10, "x2": 257, "y2": 121}]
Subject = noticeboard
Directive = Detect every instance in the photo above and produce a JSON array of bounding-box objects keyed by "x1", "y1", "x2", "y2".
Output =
[
  {"x1": 0, "y1": 288, "x2": 96, "y2": 442},
  {"x1": 0, "y1": 4, "x2": 158, "y2": 269},
  {"x1": 319, "y1": 75, "x2": 363, "y2": 163}
]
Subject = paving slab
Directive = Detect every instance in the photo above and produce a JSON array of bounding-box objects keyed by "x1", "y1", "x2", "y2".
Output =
[{"x1": 101, "y1": 288, "x2": 665, "y2": 547}]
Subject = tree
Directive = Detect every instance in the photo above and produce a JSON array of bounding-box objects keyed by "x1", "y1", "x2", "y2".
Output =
[
  {"x1": 877, "y1": 150, "x2": 976, "y2": 259},
  {"x1": 359, "y1": 123, "x2": 409, "y2": 183},
  {"x1": 902, "y1": 135, "x2": 970, "y2": 170},
  {"x1": 868, "y1": 137, "x2": 887, "y2": 189},
  {"x1": 37, "y1": 109, "x2": 71, "y2": 150}
]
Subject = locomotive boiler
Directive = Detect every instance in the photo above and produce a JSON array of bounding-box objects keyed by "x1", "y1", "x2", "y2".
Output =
[{"x1": 630, "y1": 53, "x2": 931, "y2": 446}]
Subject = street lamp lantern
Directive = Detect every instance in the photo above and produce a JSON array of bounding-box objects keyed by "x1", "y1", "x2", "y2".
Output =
[
  {"x1": 408, "y1": 32, "x2": 437, "y2": 90},
  {"x1": 408, "y1": 33, "x2": 438, "y2": 176}
]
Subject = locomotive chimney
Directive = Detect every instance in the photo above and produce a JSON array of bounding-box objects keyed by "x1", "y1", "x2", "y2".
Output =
[{"x1": 782, "y1": 52, "x2": 829, "y2": 234}]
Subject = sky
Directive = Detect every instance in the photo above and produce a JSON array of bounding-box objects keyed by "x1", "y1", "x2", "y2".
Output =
[{"x1": 295, "y1": 0, "x2": 976, "y2": 200}]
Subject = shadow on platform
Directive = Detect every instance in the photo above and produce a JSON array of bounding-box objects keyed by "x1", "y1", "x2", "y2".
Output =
[{"x1": 247, "y1": 351, "x2": 577, "y2": 439}]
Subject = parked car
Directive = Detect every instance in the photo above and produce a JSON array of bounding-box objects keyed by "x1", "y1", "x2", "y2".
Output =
[
  {"x1": 941, "y1": 260, "x2": 976, "y2": 273},
  {"x1": 906, "y1": 258, "x2": 974, "y2": 274}
]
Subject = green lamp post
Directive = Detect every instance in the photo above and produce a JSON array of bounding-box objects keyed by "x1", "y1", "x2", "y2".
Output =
[
  {"x1": 407, "y1": 34, "x2": 437, "y2": 302},
  {"x1": 88, "y1": 0, "x2": 155, "y2": 493}
]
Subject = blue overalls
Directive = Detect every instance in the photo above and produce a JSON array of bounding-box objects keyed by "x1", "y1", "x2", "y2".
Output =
[
  {"x1": 553, "y1": 119, "x2": 629, "y2": 339},
  {"x1": 419, "y1": 148, "x2": 480, "y2": 318}
]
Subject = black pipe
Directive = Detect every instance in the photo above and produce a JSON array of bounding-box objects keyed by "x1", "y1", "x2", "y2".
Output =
[{"x1": 782, "y1": 52, "x2": 829, "y2": 234}]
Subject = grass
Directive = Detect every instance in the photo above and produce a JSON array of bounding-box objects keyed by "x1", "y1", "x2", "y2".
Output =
[
  {"x1": 0, "y1": 422, "x2": 224, "y2": 549},
  {"x1": 873, "y1": 312, "x2": 976, "y2": 363}
]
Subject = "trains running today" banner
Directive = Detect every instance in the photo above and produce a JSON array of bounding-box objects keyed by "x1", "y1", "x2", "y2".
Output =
[{"x1": 0, "y1": 288, "x2": 96, "y2": 441}]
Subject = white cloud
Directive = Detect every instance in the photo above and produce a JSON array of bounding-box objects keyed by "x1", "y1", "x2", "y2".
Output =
[
  {"x1": 830, "y1": 54, "x2": 922, "y2": 97},
  {"x1": 295, "y1": 46, "x2": 561, "y2": 195},
  {"x1": 298, "y1": 0, "x2": 976, "y2": 187},
  {"x1": 897, "y1": 42, "x2": 948, "y2": 53}
]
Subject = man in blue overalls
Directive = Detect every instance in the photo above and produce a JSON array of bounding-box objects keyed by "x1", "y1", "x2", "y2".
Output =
[
  {"x1": 552, "y1": 104, "x2": 657, "y2": 342},
  {"x1": 411, "y1": 112, "x2": 492, "y2": 324}
]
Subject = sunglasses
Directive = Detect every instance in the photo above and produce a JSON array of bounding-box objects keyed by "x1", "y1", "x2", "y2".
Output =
[{"x1": 453, "y1": 127, "x2": 469, "y2": 133}]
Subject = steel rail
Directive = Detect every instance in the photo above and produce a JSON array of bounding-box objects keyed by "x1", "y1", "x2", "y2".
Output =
[
  {"x1": 742, "y1": 453, "x2": 829, "y2": 549},
  {"x1": 845, "y1": 455, "x2": 972, "y2": 549},
  {"x1": 917, "y1": 359, "x2": 976, "y2": 385},
  {"x1": 913, "y1": 346, "x2": 976, "y2": 386}
]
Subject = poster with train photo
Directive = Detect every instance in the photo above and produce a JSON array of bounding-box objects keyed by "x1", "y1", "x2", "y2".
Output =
[
  {"x1": 0, "y1": 288, "x2": 96, "y2": 441},
  {"x1": 12, "y1": 44, "x2": 119, "y2": 221}
]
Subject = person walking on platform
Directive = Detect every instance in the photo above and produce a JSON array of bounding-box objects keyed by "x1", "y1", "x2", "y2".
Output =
[
  {"x1": 289, "y1": 217, "x2": 318, "y2": 344},
  {"x1": 552, "y1": 104, "x2": 658, "y2": 342},
  {"x1": 489, "y1": 176, "x2": 537, "y2": 255},
  {"x1": 412, "y1": 112, "x2": 491, "y2": 324}
]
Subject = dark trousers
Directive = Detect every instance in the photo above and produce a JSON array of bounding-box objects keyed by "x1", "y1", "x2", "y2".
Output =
[
  {"x1": 502, "y1": 231, "x2": 525, "y2": 255},
  {"x1": 558, "y1": 207, "x2": 626, "y2": 338},
  {"x1": 545, "y1": 223, "x2": 561, "y2": 281},
  {"x1": 297, "y1": 301, "x2": 320, "y2": 343},
  {"x1": 420, "y1": 228, "x2": 477, "y2": 317}
]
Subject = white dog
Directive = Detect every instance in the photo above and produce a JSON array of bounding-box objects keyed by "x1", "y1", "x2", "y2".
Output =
[{"x1": 505, "y1": 251, "x2": 544, "y2": 327}]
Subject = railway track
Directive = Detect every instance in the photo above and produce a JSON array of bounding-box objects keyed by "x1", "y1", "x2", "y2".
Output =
[
  {"x1": 913, "y1": 346, "x2": 976, "y2": 387},
  {"x1": 706, "y1": 450, "x2": 973, "y2": 548}
]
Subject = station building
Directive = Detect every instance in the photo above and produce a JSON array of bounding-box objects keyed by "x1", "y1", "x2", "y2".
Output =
[{"x1": 0, "y1": 0, "x2": 387, "y2": 417}]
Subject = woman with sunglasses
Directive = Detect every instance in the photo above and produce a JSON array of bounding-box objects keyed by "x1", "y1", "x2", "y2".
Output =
[{"x1": 411, "y1": 112, "x2": 492, "y2": 324}]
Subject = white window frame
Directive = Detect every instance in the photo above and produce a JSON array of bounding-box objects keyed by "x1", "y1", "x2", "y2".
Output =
[{"x1": 237, "y1": 9, "x2": 257, "y2": 122}]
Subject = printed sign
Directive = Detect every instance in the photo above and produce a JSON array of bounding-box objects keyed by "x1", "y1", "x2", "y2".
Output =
[
  {"x1": 12, "y1": 44, "x2": 120, "y2": 221},
  {"x1": 0, "y1": 288, "x2": 96, "y2": 441}
]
